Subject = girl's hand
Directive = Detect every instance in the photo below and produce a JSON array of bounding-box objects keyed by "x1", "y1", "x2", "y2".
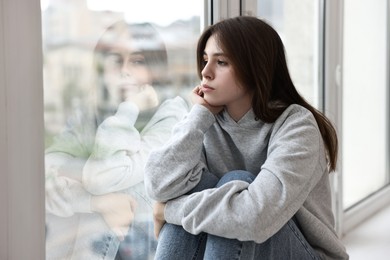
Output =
[
  {"x1": 126, "y1": 84, "x2": 159, "y2": 111},
  {"x1": 91, "y1": 193, "x2": 137, "y2": 241},
  {"x1": 191, "y1": 86, "x2": 224, "y2": 115},
  {"x1": 153, "y1": 202, "x2": 166, "y2": 239}
]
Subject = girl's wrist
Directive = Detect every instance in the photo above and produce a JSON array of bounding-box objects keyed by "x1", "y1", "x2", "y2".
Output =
[{"x1": 90, "y1": 195, "x2": 102, "y2": 213}]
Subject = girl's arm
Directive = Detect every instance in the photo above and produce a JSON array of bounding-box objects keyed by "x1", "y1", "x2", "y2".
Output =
[
  {"x1": 45, "y1": 112, "x2": 96, "y2": 216},
  {"x1": 81, "y1": 101, "x2": 143, "y2": 194},
  {"x1": 45, "y1": 158, "x2": 92, "y2": 217},
  {"x1": 144, "y1": 104, "x2": 216, "y2": 201},
  {"x1": 161, "y1": 111, "x2": 327, "y2": 243},
  {"x1": 82, "y1": 97, "x2": 189, "y2": 195}
]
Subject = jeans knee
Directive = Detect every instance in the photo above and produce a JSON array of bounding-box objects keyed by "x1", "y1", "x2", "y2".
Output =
[{"x1": 216, "y1": 170, "x2": 256, "y2": 187}]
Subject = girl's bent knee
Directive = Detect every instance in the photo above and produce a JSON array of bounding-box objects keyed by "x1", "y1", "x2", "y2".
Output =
[{"x1": 217, "y1": 170, "x2": 256, "y2": 187}]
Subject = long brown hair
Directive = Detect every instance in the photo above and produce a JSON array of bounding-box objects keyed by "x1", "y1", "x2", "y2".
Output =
[{"x1": 196, "y1": 16, "x2": 338, "y2": 172}]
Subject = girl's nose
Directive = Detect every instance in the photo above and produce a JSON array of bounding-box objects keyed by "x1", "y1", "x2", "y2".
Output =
[
  {"x1": 120, "y1": 61, "x2": 131, "y2": 77},
  {"x1": 201, "y1": 63, "x2": 213, "y2": 80}
]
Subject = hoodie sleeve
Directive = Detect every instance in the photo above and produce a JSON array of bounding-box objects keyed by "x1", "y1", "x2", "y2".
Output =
[
  {"x1": 144, "y1": 104, "x2": 216, "y2": 201},
  {"x1": 82, "y1": 97, "x2": 189, "y2": 195},
  {"x1": 45, "y1": 155, "x2": 92, "y2": 217},
  {"x1": 45, "y1": 111, "x2": 95, "y2": 217}
]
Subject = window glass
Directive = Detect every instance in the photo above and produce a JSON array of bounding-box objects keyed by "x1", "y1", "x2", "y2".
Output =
[
  {"x1": 257, "y1": 0, "x2": 321, "y2": 108},
  {"x1": 342, "y1": 0, "x2": 389, "y2": 208},
  {"x1": 42, "y1": 0, "x2": 202, "y2": 258}
]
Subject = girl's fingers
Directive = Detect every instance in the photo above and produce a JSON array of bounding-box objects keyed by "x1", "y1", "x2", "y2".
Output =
[
  {"x1": 191, "y1": 85, "x2": 204, "y2": 98},
  {"x1": 192, "y1": 85, "x2": 200, "y2": 94}
]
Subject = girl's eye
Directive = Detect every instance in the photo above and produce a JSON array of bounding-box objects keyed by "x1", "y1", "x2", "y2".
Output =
[
  {"x1": 129, "y1": 54, "x2": 146, "y2": 66},
  {"x1": 105, "y1": 54, "x2": 123, "y2": 67},
  {"x1": 202, "y1": 59, "x2": 208, "y2": 66},
  {"x1": 130, "y1": 58, "x2": 146, "y2": 65},
  {"x1": 217, "y1": 60, "x2": 227, "y2": 66}
]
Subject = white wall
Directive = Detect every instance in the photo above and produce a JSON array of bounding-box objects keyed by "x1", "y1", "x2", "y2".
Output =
[{"x1": 0, "y1": 0, "x2": 45, "y2": 258}]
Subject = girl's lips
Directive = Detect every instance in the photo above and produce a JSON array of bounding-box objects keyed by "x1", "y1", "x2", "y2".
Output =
[
  {"x1": 201, "y1": 84, "x2": 215, "y2": 93},
  {"x1": 118, "y1": 83, "x2": 140, "y2": 89}
]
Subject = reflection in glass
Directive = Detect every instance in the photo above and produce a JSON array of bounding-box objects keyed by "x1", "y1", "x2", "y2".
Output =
[{"x1": 42, "y1": 1, "x2": 201, "y2": 259}]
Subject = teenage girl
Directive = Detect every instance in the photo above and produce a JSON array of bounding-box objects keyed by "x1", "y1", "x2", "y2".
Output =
[{"x1": 145, "y1": 16, "x2": 348, "y2": 260}]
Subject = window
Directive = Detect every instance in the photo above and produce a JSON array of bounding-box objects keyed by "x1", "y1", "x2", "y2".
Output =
[
  {"x1": 256, "y1": 0, "x2": 322, "y2": 108},
  {"x1": 342, "y1": 0, "x2": 389, "y2": 209},
  {"x1": 42, "y1": 1, "x2": 204, "y2": 258}
]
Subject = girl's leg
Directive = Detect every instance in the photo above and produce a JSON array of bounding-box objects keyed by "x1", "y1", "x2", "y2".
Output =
[
  {"x1": 115, "y1": 220, "x2": 156, "y2": 260},
  {"x1": 204, "y1": 170, "x2": 319, "y2": 260},
  {"x1": 154, "y1": 171, "x2": 219, "y2": 260},
  {"x1": 214, "y1": 170, "x2": 256, "y2": 188},
  {"x1": 253, "y1": 216, "x2": 319, "y2": 259},
  {"x1": 205, "y1": 219, "x2": 319, "y2": 260},
  {"x1": 203, "y1": 170, "x2": 257, "y2": 260},
  {"x1": 154, "y1": 224, "x2": 207, "y2": 260}
]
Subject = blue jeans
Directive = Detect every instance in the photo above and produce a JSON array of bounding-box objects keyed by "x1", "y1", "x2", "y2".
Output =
[
  {"x1": 154, "y1": 170, "x2": 319, "y2": 260},
  {"x1": 115, "y1": 220, "x2": 157, "y2": 259}
]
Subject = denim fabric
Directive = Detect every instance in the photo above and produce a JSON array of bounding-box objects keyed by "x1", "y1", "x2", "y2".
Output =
[
  {"x1": 46, "y1": 185, "x2": 157, "y2": 260},
  {"x1": 45, "y1": 212, "x2": 120, "y2": 260},
  {"x1": 116, "y1": 220, "x2": 157, "y2": 260},
  {"x1": 154, "y1": 170, "x2": 320, "y2": 260},
  {"x1": 46, "y1": 215, "x2": 156, "y2": 260}
]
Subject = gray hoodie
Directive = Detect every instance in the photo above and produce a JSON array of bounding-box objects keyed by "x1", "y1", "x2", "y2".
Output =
[{"x1": 145, "y1": 104, "x2": 348, "y2": 260}]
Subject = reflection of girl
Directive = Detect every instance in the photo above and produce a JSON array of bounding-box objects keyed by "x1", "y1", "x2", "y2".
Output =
[
  {"x1": 45, "y1": 21, "x2": 188, "y2": 259},
  {"x1": 145, "y1": 17, "x2": 348, "y2": 259}
]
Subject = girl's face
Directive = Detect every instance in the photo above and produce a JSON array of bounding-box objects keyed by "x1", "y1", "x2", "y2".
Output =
[
  {"x1": 102, "y1": 32, "x2": 152, "y2": 104},
  {"x1": 200, "y1": 35, "x2": 253, "y2": 118}
]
